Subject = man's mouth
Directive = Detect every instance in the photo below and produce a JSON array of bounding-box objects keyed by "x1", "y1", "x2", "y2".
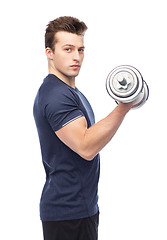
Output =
[{"x1": 70, "y1": 65, "x2": 80, "y2": 69}]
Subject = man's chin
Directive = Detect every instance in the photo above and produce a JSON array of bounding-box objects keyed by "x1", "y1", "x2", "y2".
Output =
[
  {"x1": 69, "y1": 71, "x2": 80, "y2": 78},
  {"x1": 63, "y1": 69, "x2": 80, "y2": 79}
]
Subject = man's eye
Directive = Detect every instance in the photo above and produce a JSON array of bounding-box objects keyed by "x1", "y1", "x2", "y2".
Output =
[
  {"x1": 65, "y1": 48, "x2": 71, "y2": 52},
  {"x1": 79, "y1": 49, "x2": 84, "y2": 53}
]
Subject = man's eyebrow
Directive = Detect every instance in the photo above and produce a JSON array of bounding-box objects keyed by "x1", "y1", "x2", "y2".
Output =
[{"x1": 62, "y1": 44, "x2": 85, "y2": 48}]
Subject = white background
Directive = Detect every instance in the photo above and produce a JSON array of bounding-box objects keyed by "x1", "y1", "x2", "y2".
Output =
[{"x1": 1, "y1": 0, "x2": 167, "y2": 239}]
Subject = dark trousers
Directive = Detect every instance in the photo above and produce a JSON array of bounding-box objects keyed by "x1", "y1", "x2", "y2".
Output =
[{"x1": 42, "y1": 212, "x2": 99, "y2": 240}]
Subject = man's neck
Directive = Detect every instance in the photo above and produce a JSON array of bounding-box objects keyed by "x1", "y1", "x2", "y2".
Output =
[{"x1": 48, "y1": 66, "x2": 75, "y2": 89}]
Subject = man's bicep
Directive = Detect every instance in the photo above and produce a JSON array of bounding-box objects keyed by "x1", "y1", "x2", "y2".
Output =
[{"x1": 55, "y1": 116, "x2": 87, "y2": 154}]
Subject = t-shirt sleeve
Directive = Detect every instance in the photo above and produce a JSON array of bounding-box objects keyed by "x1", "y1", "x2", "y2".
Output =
[{"x1": 44, "y1": 89, "x2": 84, "y2": 132}]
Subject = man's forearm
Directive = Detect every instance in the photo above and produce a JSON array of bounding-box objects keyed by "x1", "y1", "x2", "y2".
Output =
[{"x1": 82, "y1": 103, "x2": 133, "y2": 160}]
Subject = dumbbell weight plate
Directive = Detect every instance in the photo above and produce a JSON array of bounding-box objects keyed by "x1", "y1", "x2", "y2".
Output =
[
  {"x1": 131, "y1": 80, "x2": 149, "y2": 109},
  {"x1": 106, "y1": 65, "x2": 144, "y2": 103}
]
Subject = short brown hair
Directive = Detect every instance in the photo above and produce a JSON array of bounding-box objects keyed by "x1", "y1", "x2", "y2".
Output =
[{"x1": 45, "y1": 16, "x2": 87, "y2": 51}]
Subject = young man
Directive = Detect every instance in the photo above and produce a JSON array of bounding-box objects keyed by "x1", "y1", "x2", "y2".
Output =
[{"x1": 33, "y1": 16, "x2": 133, "y2": 240}]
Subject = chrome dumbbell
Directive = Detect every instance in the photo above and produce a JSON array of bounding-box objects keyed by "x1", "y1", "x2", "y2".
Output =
[{"x1": 106, "y1": 65, "x2": 149, "y2": 109}]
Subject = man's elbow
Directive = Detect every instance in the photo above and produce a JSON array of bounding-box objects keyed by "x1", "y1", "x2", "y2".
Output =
[
  {"x1": 79, "y1": 150, "x2": 96, "y2": 161},
  {"x1": 75, "y1": 140, "x2": 97, "y2": 161}
]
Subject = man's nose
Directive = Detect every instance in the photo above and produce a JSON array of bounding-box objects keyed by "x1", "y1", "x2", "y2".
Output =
[{"x1": 73, "y1": 50, "x2": 80, "y2": 61}]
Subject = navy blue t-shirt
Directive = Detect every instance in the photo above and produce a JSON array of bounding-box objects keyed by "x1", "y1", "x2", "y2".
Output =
[{"x1": 33, "y1": 74, "x2": 100, "y2": 221}]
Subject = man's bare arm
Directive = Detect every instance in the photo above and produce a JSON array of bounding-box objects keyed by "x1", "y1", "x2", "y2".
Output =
[{"x1": 55, "y1": 102, "x2": 133, "y2": 160}]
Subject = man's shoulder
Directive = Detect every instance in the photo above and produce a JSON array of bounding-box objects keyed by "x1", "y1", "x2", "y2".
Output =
[
  {"x1": 38, "y1": 75, "x2": 79, "y2": 105},
  {"x1": 40, "y1": 74, "x2": 61, "y2": 92},
  {"x1": 39, "y1": 75, "x2": 64, "y2": 97}
]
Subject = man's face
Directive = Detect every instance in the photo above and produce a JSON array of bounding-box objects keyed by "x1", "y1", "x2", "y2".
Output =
[{"x1": 49, "y1": 31, "x2": 85, "y2": 81}]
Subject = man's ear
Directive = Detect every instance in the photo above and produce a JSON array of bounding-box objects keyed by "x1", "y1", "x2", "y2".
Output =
[{"x1": 45, "y1": 47, "x2": 54, "y2": 60}]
